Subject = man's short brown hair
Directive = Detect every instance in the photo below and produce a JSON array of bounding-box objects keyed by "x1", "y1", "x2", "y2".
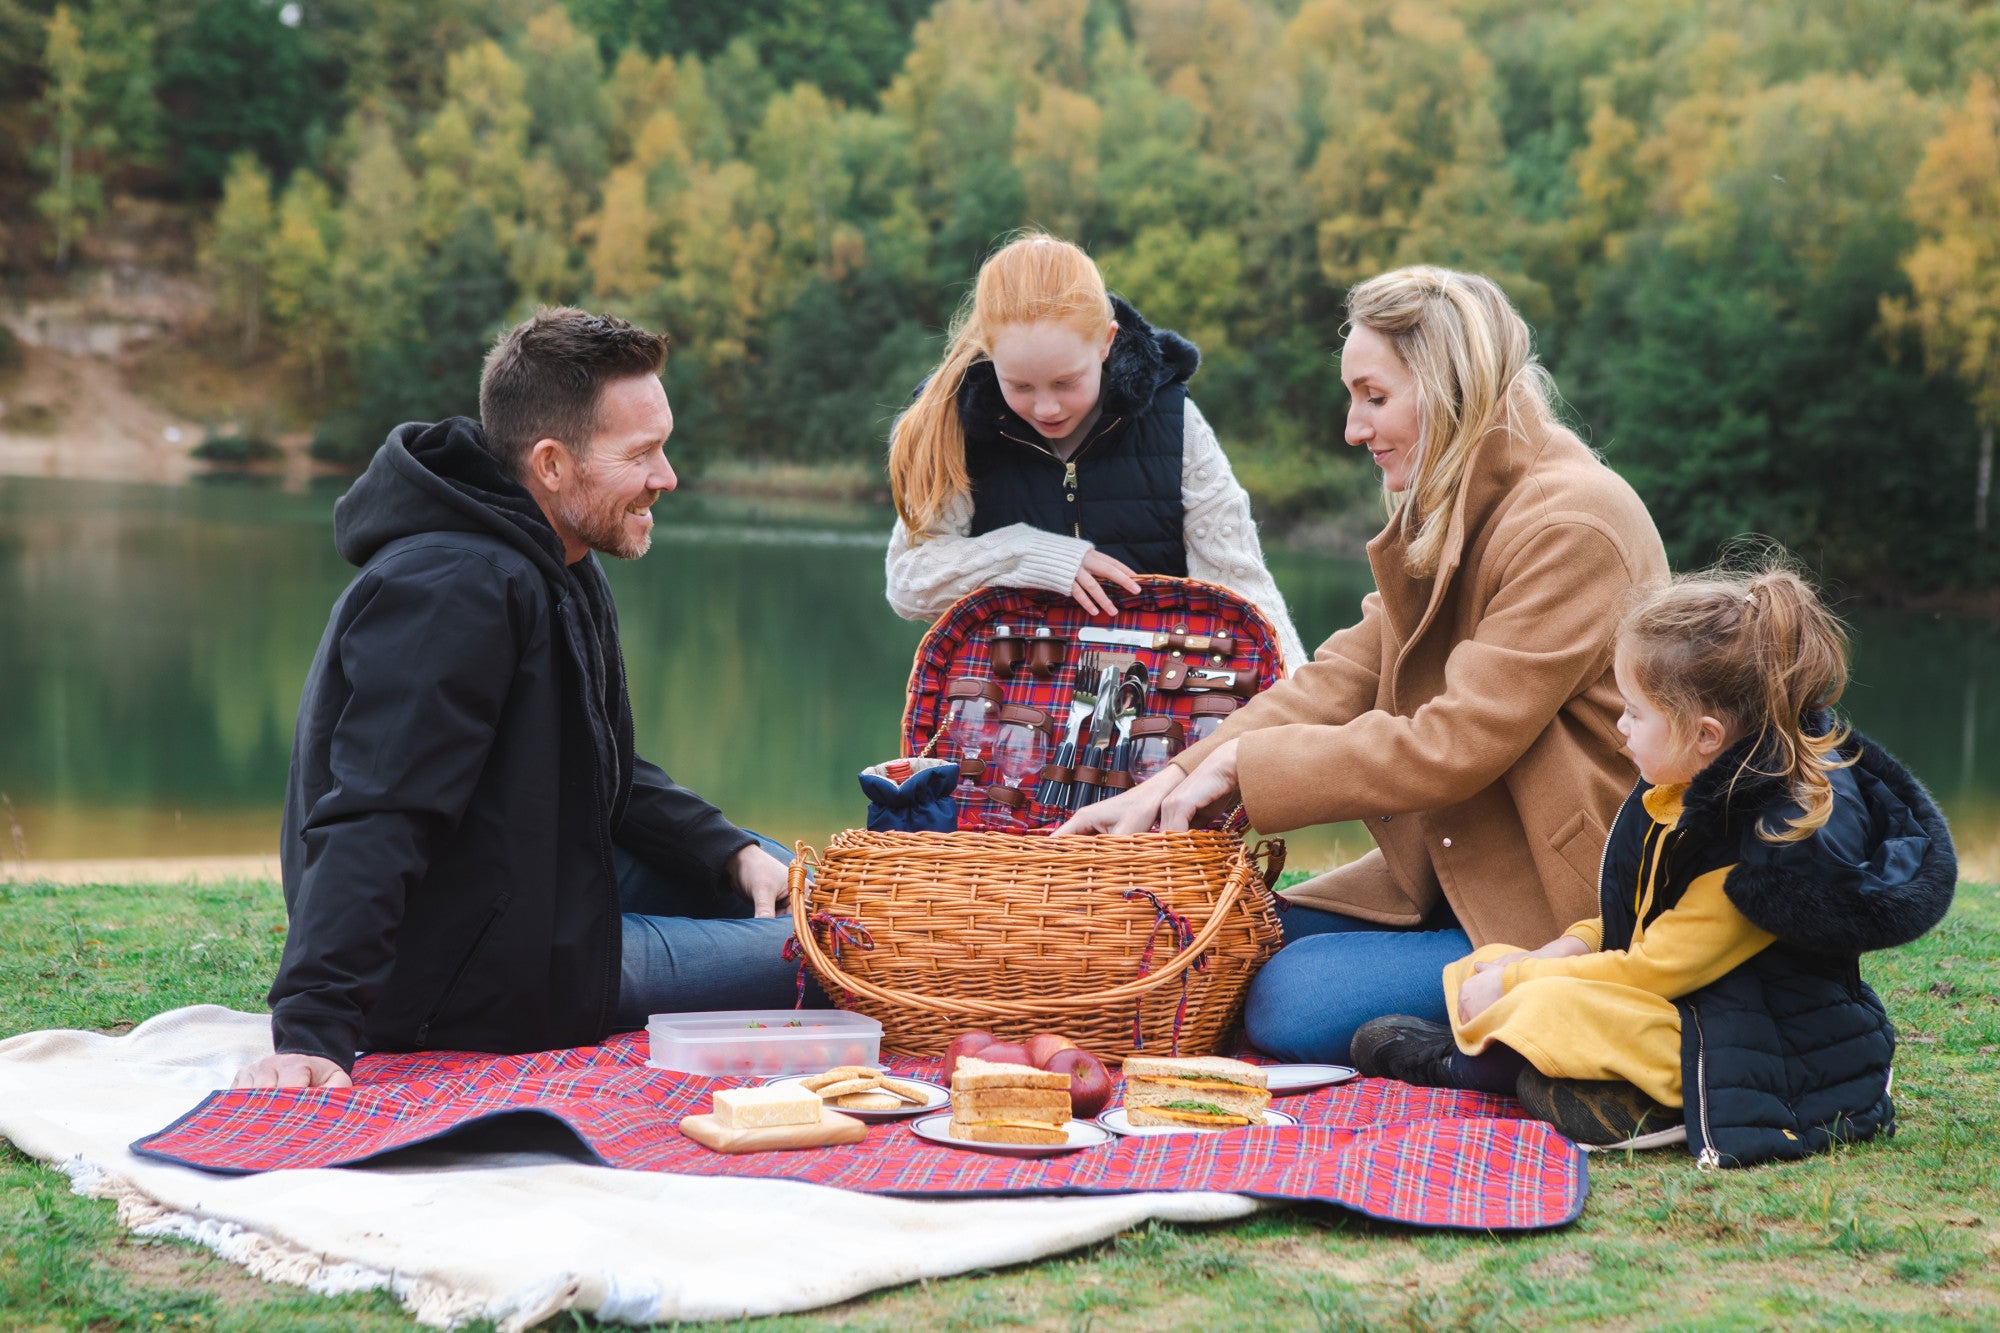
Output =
[{"x1": 478, "y1": 308, "x2": 669, "y2": 472}]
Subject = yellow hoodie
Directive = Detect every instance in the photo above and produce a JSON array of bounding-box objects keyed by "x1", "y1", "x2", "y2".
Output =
[{"x1": 1444, "y1": 783, "x2": 1777, "y2": 1105}]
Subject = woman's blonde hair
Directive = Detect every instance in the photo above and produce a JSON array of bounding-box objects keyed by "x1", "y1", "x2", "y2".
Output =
[
  {"x1": 1618, "y1": 559, "x2": 1853, "y2": 844},
  {"x1": 1344, "y1": 267, "x2": 1561, "y2": 577},
  {"x1": 889, "y1": 233, "x2": 1113, "y2": 535}
]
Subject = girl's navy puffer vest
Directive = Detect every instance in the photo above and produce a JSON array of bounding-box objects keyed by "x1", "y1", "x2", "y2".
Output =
[
  {"x1": 955, "y1": 296, "x2": 1198, "y2": 576},
  {"x1": 1598, "y1": 724, "x2": 1955, "y2": 1168}
]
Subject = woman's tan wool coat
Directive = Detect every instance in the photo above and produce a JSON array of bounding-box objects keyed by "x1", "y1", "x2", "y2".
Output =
[{"x1": 1178, "y1": 423, "x2": 1669, "y2": 950}]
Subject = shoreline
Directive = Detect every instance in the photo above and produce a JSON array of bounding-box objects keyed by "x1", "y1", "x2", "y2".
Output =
[{"x1": 3, "y1": 855, "x2": 280, "y2": 886}]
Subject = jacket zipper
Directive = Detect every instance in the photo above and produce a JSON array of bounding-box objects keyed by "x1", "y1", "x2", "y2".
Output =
[
  {"x1": 558, "y1": 597, "x2": 625, "y2": 1038},
  {"x1": 1688, "y1": 1006, "x2": 1721, "y2": 1170},
  {"x1": 1593, "y1": 796, "x2": 1630, "y2": 923},
  {"x1": 999, "y1": 417, "x2": 1124, "y2": 540},
  {"x1": 414, "y1": 892, "x2": 513, "y2": 1046}
]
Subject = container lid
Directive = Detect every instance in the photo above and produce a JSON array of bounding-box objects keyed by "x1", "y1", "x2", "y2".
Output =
[{"x1": 648, "y1": 1008, "x2": 881, "y2": 1037}]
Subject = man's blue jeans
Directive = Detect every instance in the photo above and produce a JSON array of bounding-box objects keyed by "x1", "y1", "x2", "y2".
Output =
[
  {"x1": 1242, "y1": 902, "x2": 1473, "y2": 1063},
  {"x1": 613, "y1": 833, "x2": 824, "y2": 1028}
]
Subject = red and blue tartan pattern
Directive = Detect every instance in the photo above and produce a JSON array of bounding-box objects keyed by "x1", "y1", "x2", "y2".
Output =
[
  {"x1": 132, "y1": 1035, "x2": 1587, "y2": 1232},
  {"x1": 902, "y1": 578, "x2": 1286, "y2": 832}
]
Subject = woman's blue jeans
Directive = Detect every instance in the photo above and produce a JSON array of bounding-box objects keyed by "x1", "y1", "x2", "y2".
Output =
[
  {"x1": 1243, "y1": 902, "x2": 1473, "y2": 1063},
  {"x1": 613, "y1": 833, "x2": 825, "y2": 1028}
]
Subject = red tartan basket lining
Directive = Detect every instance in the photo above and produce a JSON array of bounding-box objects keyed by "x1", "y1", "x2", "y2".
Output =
[{"x1": 900, "y1": 576, "x2": 1285, "y2": 832}]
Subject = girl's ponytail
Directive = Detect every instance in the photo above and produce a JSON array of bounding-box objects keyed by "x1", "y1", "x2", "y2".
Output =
[
  {"x1": 888, "y1": 314, "x2": 981, "y2": 534},
  {"x1": 1619, "y1": 554, "x2": 1852, "y2": 844},
  {"x1": 1739, "y1": 568, "x2": 1852, "y2": 842},
  {"x1": 888, "y1": 232, "x2": 1114, "y2": 537}
]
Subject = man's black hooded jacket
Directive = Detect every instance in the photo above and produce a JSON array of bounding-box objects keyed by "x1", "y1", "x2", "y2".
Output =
[{"x1": 270, "y1": 418, "x2": 756, "y2": 1070}]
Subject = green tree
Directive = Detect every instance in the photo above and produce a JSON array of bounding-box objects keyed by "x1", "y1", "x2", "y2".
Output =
[
  {"x1": 34, "y1": 6, "x2": 104, "y2": 266},
  {"x1": 1568, "y1": 76, "x2": 1981, "y2": 588},
  {"x1": 157, "y1": 0, "x2": 334, "y2": 194},
  {"x1": 202, "y1": 152, "x2": 275, "y2": 357},
  {"x1": 1883, "y1": 75, "x2": 2000, "y2": 549},
  {"x1": 265, "y1": 170, "x2": 341, "y2": 392}
]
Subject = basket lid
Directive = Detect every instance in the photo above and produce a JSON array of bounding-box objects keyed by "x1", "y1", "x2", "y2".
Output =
[{"x1": 903, "y1": 576, "x2": 1284, "y2": 832}]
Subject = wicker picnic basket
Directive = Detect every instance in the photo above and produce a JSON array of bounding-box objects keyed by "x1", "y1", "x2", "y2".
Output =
[{"x1": 787, "y1": 577, "x2": 1288, "y2": 1064}]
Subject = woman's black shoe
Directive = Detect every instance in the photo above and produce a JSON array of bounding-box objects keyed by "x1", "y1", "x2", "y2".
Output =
[
  {"x1": 1349, "y1": 1015, "x2": 1461, "y2": 1088},
  {"x1": 1515, "y1": 1069, "x2": 1685, "y2": 1148}
]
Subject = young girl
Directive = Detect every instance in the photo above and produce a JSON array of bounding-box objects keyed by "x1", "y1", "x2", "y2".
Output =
[
  {"x1": 1350, "y1": 562, "x2": 1956, "y2": 1166},
  {"x1": 885, "y1": 233, "x2": 1309, "y2": 671}
]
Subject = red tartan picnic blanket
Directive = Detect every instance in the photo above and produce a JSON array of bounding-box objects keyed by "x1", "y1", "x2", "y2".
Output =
[{"x1": 132, "y1": 1036, "x2": 1587, "y2": 1232}]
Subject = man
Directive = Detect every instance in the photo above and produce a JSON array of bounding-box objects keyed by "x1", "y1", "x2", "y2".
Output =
[{"x1": 236, "y1": 309, "x2": 803, "y2": 1090}]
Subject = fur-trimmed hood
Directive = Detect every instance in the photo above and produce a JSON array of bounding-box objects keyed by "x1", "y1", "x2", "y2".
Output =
[
  {"x1": 1667, "y1": 721, "x2": 1956, "y2": 955},
  {"x1": 957, "y1": 295, "x2": 1199, "y2": 445}
]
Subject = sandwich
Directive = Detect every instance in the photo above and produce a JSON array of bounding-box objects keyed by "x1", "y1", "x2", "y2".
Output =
[
  {"x1": 1122, "y1": 1056, "x2": 1271, "y2": 1128},
  {"x1": 948, "y1": 1056, "x2": 1072, "y2": 1145}
]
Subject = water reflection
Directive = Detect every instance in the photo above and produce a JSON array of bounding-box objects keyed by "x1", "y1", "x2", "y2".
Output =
[{"x1": 0, "y1": 475, "x2": 1993, "y2": 879}]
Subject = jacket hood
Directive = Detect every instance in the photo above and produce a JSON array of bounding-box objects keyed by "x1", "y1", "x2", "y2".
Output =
[
  {"x1": 957, "y1": 295, "x2": 1199, "y2": 443},
  {"x1": 1672, "y1": 719, "x2": 1956, "y2": 954},
  {"x1": 334, "y1": 417, "x2": 570, "y2": 583}
]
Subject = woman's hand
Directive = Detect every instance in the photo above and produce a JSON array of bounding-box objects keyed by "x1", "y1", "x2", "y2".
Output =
[
  {"x1": 1157, "y1": 739, "x2": 1241, "y2": 831},
  {"x1": 1071, "y1": 550, "x2": 1142, "y2": 617},
  {"x1": 1056, "y1": 764, "x2": 1184, "y2": 835},
  {"x1": 1457, "y1": 967, "x2": 1505, "y2": 1024},
  {"x1": 1471, "y1": 934, "x2": 1590, "y2": 974}
]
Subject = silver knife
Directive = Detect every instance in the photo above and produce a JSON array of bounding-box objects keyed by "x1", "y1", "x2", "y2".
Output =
[{"x1": 1077, "y1": 627, "x2": 1236, "y2": 656}]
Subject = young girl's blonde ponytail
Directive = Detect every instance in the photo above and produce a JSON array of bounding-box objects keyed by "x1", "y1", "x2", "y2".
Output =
[
  {"x1": 1619, "y1": 557, "x2": 1852, "y2": 844},
  {"x1": 1738, "y1": 568, "x2": 1853, "y2": 841},
  {"x1": 889, "y1": 233, "x2": 1113, "y2": 536}
]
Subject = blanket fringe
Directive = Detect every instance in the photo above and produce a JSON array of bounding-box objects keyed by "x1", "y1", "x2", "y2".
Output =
[{"x1": 53, "y1": 1155, "x2": 505, "y2": 1330}]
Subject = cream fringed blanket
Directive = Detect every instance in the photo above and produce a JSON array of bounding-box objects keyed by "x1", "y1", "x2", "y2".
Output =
[{"x1": 0, "y1": 1006, "x2": 1258, "y2": 1329}]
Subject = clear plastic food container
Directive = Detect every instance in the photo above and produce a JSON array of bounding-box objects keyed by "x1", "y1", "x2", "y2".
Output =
[{"x1": 645, "y1": 1009, "x2": 883, "y2": 1077}]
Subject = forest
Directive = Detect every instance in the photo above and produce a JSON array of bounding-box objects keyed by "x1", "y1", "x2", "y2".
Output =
[{"x1": 2, "y1": 0, "x2": 1997, "y2": 591}]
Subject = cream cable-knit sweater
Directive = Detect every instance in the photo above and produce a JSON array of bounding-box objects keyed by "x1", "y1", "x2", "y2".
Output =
[{"x1": 885, "y1": 400, "x2": 1311, "y2": 672}]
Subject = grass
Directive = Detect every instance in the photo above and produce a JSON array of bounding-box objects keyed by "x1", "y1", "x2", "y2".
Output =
[{"x1": 3, "y1": 876, "x2": 1997, "y2": 1331}]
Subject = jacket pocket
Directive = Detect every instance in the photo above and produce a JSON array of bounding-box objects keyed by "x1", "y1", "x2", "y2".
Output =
[
  {"x1": 1550, "y1": 809, "x2": 1605, "y2": 893},
  {"x1": 415, "y1": 892, "x2": 513, "y2": 1046}
]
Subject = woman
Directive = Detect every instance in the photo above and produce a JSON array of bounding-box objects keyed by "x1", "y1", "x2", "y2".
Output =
[
  {"x1": 1060, "y1": 266, "x2": 1669, "y2": 1063},
  {"x1": 885, "y1": 233, "x2": 1309, "y2": 670}
]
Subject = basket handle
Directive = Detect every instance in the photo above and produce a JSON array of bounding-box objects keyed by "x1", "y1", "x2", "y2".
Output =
[
  {"x1": 1250, "y1": 837, "x2": 1286, "y2": 891},
  {"x1": 790, "y1": 843, "x2": 1257, "y2": 1021}
]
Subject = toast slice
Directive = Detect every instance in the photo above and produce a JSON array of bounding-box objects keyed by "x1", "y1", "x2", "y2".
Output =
[
  {"x1": 950, "y1": 1057, "x2": 1071, "y2": 1093},
  {"x1": 947, "y1": 1119, "x2": 1069, "y2": 1146}
]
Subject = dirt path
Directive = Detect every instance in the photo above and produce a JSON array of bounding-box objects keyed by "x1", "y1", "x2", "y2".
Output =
[{"x1": 0, "y1": 343, "x2": 207, "y2": 483}]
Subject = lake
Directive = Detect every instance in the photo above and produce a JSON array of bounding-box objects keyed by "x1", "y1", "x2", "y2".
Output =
[{"x1": 1, "y1": 475, "x2": 1994, "y2": 879}]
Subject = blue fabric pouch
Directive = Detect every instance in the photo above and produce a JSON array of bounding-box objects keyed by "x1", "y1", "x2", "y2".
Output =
[{"x1": 859, "y1": 758, "x2": 961, "y2": 833}]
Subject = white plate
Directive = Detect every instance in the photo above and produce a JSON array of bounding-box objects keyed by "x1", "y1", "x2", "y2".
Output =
[
  {"x1": 908, "y1": 1113, "x2": 1111, "y2": 1157},
  {"x1": 759, "y1": 1074, "x2": 949, "y2": 1121},
  {"x1": 1096, "y1": 1106, "x2": 1299, "y2": 1137},
  {"x1": 1261, "y1": 1063, "x2": 1360, "y2": 1096}
]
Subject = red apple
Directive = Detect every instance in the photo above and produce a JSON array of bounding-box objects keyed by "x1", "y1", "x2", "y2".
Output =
[
  {"x1": 1024, "y1": 1032, "x2": 1077, "y2": 1069},
  {"x1": 976, "y1": 1041, "x2": 1033, "y2": 1068},
  {"x1": 941, "y1": 1029, "x2": 997, "y2": 1078},
  {"x1": 1046, "y1": 1047, "x2": 1114, "y2": 1119}
]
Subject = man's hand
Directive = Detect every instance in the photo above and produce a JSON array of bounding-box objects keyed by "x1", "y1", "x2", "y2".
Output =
[
  {"x1": 1457, "y1": 967, "x2": 1505, "y2": 1025},
  {"x1": 1070, "y1": 550, "x2": 1142, "y2": 618},
  {"x1": 232, "y1": 1053, "x2": 353, "y2": 1091},
  {"x1": 1056, "y1": 763, "x2": 1186, "y2": 835},
  {"x1": 729, "y1": 843, "x2": 791, "y2": 919}
]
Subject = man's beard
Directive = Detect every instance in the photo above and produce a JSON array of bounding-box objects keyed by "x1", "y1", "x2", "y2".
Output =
[{"x1": 555, "y1": 478, "x2": 653, "y2": 560}]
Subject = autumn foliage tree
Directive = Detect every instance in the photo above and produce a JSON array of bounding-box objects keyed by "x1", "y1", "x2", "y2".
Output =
[{"x1": 13, "y1": 0, "x2": 1999, "y2": 589}]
